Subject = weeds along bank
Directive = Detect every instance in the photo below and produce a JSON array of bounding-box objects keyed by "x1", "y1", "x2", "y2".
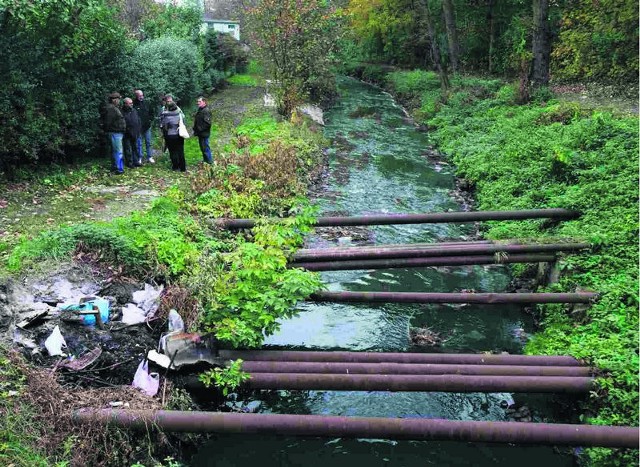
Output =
[
  {"x1": 375, "y1": 69, "x2": 637, "y2": 466},
  {"x1": 0, "y1": 105, "x2": 326, "y2": 465}
]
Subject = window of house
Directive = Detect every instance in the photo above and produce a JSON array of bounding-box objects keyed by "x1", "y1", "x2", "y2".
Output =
[{"x1": 228, "y1": 24, "x2": 235, "y2": 29}]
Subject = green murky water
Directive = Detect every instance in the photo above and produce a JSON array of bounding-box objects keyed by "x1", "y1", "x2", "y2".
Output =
[{"x1": 192, "y1": 78, "x2": 573, "y2": 466}]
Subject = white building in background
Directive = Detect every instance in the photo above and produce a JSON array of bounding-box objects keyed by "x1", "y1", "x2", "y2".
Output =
[{"x1": 201, "y1": 17, "x2": 240, "y2": 41}]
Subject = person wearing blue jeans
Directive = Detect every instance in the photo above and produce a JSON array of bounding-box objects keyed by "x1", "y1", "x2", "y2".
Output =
[
  {"x1": 193, "y1": 96, "x2": 213, "y2": 164},
  {"x1": 133, "y1": 90, "x2": 156, "y2": 163},
  {"x1": 102, "y1": 92, "x2": 126, "y2": 174},
  {"x1": 108, "y1": 132, "x2": 124, "y2": 173}
]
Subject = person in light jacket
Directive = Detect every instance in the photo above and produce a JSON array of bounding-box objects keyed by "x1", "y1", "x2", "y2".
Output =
[{"x1": 160, "y1": 102, "x2": 186, "y2": 172}]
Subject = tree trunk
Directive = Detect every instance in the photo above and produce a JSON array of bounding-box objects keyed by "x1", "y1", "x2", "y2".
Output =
[
  {"x1": 487, "y1": 0, "x2": 496, "y2": 73},
  {"x1": 441, "y1": 0, "x2": 459, "y2": 73},
  {"x1": 531, "y1": 0, "x2": 550, "y2": 86},
  {"x1": 422, "y1": 1, "x2": 450, "y2": 92}
]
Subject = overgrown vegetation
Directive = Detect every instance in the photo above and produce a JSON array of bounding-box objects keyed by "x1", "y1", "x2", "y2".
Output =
[{"x1": 384, "y1": 69, "x2": 638, "y2": 466}]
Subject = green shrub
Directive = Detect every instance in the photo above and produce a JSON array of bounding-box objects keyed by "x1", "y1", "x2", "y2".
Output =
[{"x1": 127, "y1": 37, "x2": 204, "y2": 108}]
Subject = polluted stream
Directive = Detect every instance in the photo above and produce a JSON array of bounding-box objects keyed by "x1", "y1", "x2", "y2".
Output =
[{"x1": 191, "y1": 78, "x2": 574, "y2": 465}]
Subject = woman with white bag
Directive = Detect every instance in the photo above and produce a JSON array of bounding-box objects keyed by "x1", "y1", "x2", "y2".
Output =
[{"x1": 160, "y1": 101, "x2": 189, "y2": 172}]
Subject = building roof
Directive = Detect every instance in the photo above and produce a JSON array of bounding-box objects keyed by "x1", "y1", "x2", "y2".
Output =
[{"x1": 202, "y1": 16, "x2": 239, "y2": 24}]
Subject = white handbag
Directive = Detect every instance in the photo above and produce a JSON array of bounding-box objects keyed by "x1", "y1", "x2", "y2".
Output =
[{"x1": 178, "y1": 115, "x2": 190, "y2": 139}]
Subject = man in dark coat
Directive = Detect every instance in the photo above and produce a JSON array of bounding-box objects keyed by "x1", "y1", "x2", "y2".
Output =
[
  {"x1": 122, "y1": 97, "x2": 142, "y2": 167},
  {"x1": 133, "y1": 89, "x2": 155, "y2": 164},
  {"x1": 102, "y1": 92, "x2": 126, "y2": 174},
  {"x1": 193, "y1": 96, "x2": 213, "y2": 164}
]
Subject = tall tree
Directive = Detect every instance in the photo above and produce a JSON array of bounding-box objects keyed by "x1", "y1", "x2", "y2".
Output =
[
  {"x1": 531, "y1": 0, "x2": 550, "y2": 86},
  {"x1": 486, "y1": 0, "x2": 496, "y2": 73},
  {"x1": 441, "y1": 0, "x2": 459, "y2": 72},
  {"x1": 248, "y1": 0, "x2": 342, "y2": 116},
  {"x1": 420, "y1": 0, "x2": 449, "y2": 91}
]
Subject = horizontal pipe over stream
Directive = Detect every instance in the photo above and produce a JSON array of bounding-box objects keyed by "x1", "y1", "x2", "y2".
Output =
[
  {"x1": 73, "y1": 410, "x2": 639, "y2": 448},
  {"x1": 215, "y1": 209, "x2": 580, "y2": 229},
  {"x1": 292, "y1": 254, "x2": 557, "y2": 271},
  {"x1": 293, "y1": 243, "x2": 589, "y2": 262},
  {"x1": 219, "y1": 350, "x2": 584, "y2": 366},
  {"x1": 240, "y1": 361, "x2": 592, "y2": 377},
  {"x1": 241, "y1": 373, "x2": 593, "y2": 393},
  {"x1": 309, "y1": 291, "x2": 598, "y2": 304}
]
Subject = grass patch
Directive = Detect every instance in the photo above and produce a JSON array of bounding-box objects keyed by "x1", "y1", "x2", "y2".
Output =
[{"x1": 227, "y1": 74, "x2": 259, "y2": 87}]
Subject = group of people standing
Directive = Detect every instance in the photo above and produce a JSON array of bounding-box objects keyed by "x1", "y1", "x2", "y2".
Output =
[{"x1": 101, "y1": 90, "x2": 212, "y2": 174}]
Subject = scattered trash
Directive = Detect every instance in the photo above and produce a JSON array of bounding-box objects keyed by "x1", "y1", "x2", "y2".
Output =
[
  {"x1": 16, "y1": 310, "x2": 50, "y2": 329},
  {"x1": 61, "y1": 347, "x2": 102, "y2": 371},
  {"x1": 109, "y1": 401, "x2": 124, "y2": 408},
  {"x1": 167, "y1": 309, "x2": 184, "y2": 333},
  {"x1": 132, "y1": 283, "x2": 163, "y2": 318},
  {"x1": 13, "y1": 329, "x2": 38, "y2": 349},
  {"x1": 147, "y1": 350, "x2": 173, "y2": 369},
  {"x1": 132, "y1": 360, "x2": 159, "y2": 396},
  {"x1": 156, "y1": 333, "x2": 225, "y2": 369},
  {"x1": 59, "y1": 297, "x2": 110, "y2": 326},
  {"x1": 121, "y1": 303, "x2": 147, "y2": 325},
  {"x1": 44, "y1": 325, "x2": 67, "y2": 356}
]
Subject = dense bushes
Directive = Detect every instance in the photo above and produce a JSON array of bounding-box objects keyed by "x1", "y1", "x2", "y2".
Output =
[
  {"x1": 0, "y1": 0, "x2": 130, "y2": 176},
  {"x1": 385, "y1": 69, "x2": 638, "y2": 465},
  {"x1": 128, "y1": 37, "x2": 203, "y2": 106},
  {"x1": 0, "y1": 0, "x2": 247, "y2": 177}
]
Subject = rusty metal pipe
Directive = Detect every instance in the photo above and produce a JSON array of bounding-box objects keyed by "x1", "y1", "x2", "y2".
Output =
[
  {"x1": 291, "y1": 254, "x2": 556, "y2": 271},
  {"x1": 215, "y1": 209, "x2": 580, "y2": 229},
  {"x1": 309, "y1": 291, "x2": 598, "y2": 304},
  {"x1": 293, "y1": 243, "x2": 589, "y2": 262},
  {"x1": 72, "y1": 410, "x2": 639, "y2": 448},
  {"x1": 219, "y1": 350, "x2": 583, "y2": 366},
  {"x1": 304, "y1": 240, "x2": 494, "y2": 254},
  {"x1": 242, "y1": 373, "x2": 593, "y2": 393},
  {"x1": 240, "y1": 361, "x2": 592, "y2": 377}
]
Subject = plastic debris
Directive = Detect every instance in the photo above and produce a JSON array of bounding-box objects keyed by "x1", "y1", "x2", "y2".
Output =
[
  {"x1": 147, "y1": 350, "x2": 173, "y2": 369},
  {"x1": 13, "y1": 329, "x2": 38, "y2": 349},
  {"x1": 44, "y1": 325, "x2": 67, "y2": 356},
  {"x1": 16, "y1": 310, "x2": 49, "y2": 329},
  {"x1": 132, "y1": 360, "x2": 159, "y2": 396},
  {"x1": 121, "y1": 303, "x2": 147, "y2": 325},
  {"x1": 59, "y1": 297, "x2": 110, "y2": 326},
  {"x1": 167, "y1": 309, "x2": 184, "y2": 333},
  {"x1": 132, "y1": 283, "x2": 163, "y2": 318},
  {"x1": 61, "y1": 347, "x2": 102, "y2": 371}
]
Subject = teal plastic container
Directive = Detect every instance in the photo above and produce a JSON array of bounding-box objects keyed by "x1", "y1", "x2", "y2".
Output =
[{"x1": 62, "y1": 298, "x2": 110, "y2": 325}]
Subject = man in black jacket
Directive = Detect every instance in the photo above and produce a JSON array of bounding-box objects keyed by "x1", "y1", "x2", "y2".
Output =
[
  {"x1": 102, "y1": 92, "x2": 126, "y2": 174},
  {"x1": 122, "y1": 97, "x2": 142, "y2": 168},
  {"x1": 133, "y1": 89, "x2": 155, "y2": 164},
  {"x1": 193, "y1": 96, "x2": 213, "y2": 164}
]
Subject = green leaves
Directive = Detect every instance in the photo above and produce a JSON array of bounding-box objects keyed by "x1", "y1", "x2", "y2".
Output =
[{"x1": 199, "y1": 359, "x2": 250, "y2": 396}]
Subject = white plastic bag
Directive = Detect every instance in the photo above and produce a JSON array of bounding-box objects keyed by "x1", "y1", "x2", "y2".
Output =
[
  {"x1": 132, "y1": 360, "x2": 159, "y2": 396},
  {"x1": 132, "y1": 284, "x2": 163, "y2": 318},
  {"x1": 44, "y1": 325, "x2": 67, "y2": 356},
  {"x1": 122, "y1": 303, "x2": 147, "y2": 325},
  {"x1": 168, "y1": 309, "x2": 185, "y2": 333}
]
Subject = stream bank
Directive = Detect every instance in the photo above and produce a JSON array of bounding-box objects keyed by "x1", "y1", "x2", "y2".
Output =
[{"x1": 191, "y1": 77, "x2": 576, "y2": 466}]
